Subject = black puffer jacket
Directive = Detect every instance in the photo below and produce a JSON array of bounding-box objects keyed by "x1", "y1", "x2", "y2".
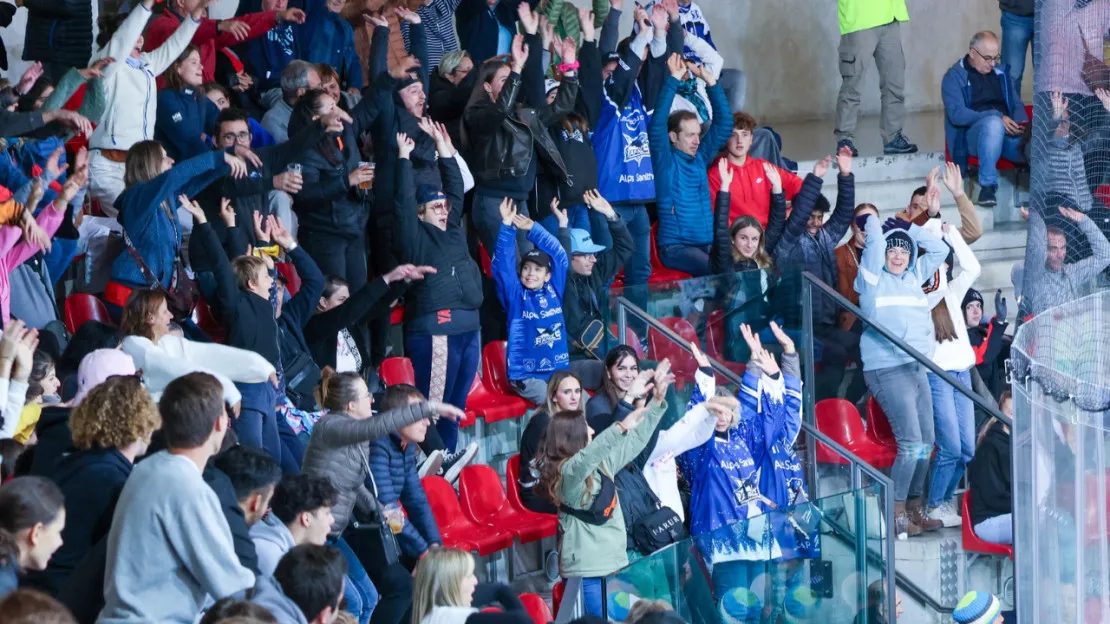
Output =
[
  {"x1": 22, "y1": 0, "x2": 92, "y2": 69},
  {"x1": 394, "y1": 154, "x2": 482, "y2": 320},
  {"x1": 461, "y1": 69, "x2": 578, "y2": 198},
  {"x1": 428, "y1": 70, "x2": 476, "y2": 149}
]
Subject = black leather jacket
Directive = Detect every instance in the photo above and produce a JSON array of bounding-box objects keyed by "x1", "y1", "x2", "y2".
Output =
[{"x1": 462, "y1": 71, "x2": 578, "y2": 187}]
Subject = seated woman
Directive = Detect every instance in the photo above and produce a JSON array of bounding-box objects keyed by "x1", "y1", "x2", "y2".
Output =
[
  {"x1": 967, "y1": 392, "x2": 1013, "y2": 545},
  {"x1": 0, "y1": 476, "x2": 66, "y2": 600},
  {"x1": 584, "y1": 345, "x2": 641, "y2": 426},
  {"x1": 412, "y1": 547, "x2": 531, "y2": 624},
  {"x1": 517, "y1": 371, "x2": 584, "y2": 515},
  {"x1": 117, "y1": 289, "x2": 276, "y2": 409},
  {"x1": 36, "y1": 376, "x2": 159, "y2": 595},
  {"x1": 103, "y1": 139, "x2": 248, "y2": 332}
]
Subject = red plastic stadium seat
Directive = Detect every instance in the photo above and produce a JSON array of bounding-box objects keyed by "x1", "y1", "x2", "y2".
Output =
[
  {"x1": 705, "y1": 310, "x2": 747, "y2": 379},
  {"x1": 458, "y1": 464, "x2": 556, "y2": 543},
  {"x1": 961, "y1": 491, "x2": 1013, "y2": 559},
  {"x1": 552, "y1": 580, "x2": 566, "y2": 617},
  {"x1": 63, "y1": 293, "x2": 113, "y2": 334},
  {"x1": 945, "y1": 104, "x2": 1031, "y2": 173},
  {"x1": 865, "y1": 397, "x2": 898, "y2": 451},
  {"x1": 647, "y1": 317, "x2": 699, "y2": 390},
  {"x1": 649, "y1": 223, "x2": 693, "y2": 284},
  {"x1": 465, "y1": 373, "x2": 525, "y2": 425},
  {"x1": 421, "y1": 475, "x2": 513, "y2": 555},
  {"x1": 479, "y1": 242, "x2": 492, "y2": 278},
  {"x1": 193, "y1": 296, "x2": 226, "y2": 343},
  {"x1": 274, "y1": 262, "x2": 301, "y2": 296},
  {"x1": 379, "y1": 357, "x2": 415, "y2": 386},
  {"x1": 390, "y1": 305, "x2": 405, "y2": 325},
  {"x1": 815, "y1": 399, "x2": 895, "y2": 469},
  {"x1": 481, "y1": 340, "x2": 534, "y2": 405},
  {"x1": 520, "y1": 593, "x2": 554, "y2": 624},
  {"x1": 608, "y1": 324, "x2": 646, "y2": 360}
]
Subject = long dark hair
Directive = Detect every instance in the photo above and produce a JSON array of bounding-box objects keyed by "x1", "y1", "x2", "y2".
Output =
[
  {"x1": 0, "y1": 476, "x2": 65, "y2": 568},
  {"x1": 601, "y1": 345, "x2": 640, "y2": 407},
  {"x1": 537, "y1": 411, "x2": 591, "y2": 506},
  {"x1": 463, "y1": 59, "x2": 510, "y2": 152},
  {"x1": 119, "y1": 289, "x2": 167, "y2": 341},
  {"x1": 289, "y1": 89, "x2": 342, "y2": 166}
]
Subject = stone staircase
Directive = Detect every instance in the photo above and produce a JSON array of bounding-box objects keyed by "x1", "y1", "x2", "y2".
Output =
[{"x1": 796, "y1": 151, "x2": 1029, "y2": 320}]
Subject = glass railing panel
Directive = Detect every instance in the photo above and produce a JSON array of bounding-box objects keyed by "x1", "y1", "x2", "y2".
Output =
[{"x1": 603, "y1": 486, "x2": 889, "y2": 624}]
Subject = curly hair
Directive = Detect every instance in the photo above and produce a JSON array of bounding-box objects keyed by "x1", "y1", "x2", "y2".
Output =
[{"x1": 70, "y1": 376, "x2": 160, "y2": 450}]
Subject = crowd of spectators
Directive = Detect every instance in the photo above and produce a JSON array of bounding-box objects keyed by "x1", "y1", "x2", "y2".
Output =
[{"x1": 0, "y1": 0, "x2": 1106, "y2": 622}]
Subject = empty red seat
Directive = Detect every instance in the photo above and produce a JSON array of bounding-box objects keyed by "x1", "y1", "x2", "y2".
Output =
[
  {"x1": 458, "y1": 464, "x2": 556, "y2": 543},
  {"x1": 648, "y1": 223, "x2": 692, "y2": 284},
  {"x1": 274, "y1": 262, "x2": 302, "y2": 296},
  {"x1": 421, "y1": 475, "x2": 513, "y2": 556},
  {"x1": 193, "y1": 296, "x2": 227, "y2": 343},
  {"x1": 465, "y1": 372, "x2": 527, "y2": 424},
  {"x1": 647, "y1": 317, "x2": 699, "y2": 390},
  {"x1": 552, "y1": 580, "x2": 566, "y2": 618},
  {"x1": 379, "y1": 357, "x2": 415, "y2": 386},
  {"x1": 815, "y1": 399, "x2": 895, "y2": 469},
  {"x1": 961, "y1": 491, "x2": 1013, "y2": 559},
  {"x1": 705, "y1": 309, "x2": 747, "y2": 379},
  {"x1": 865, "y1": 397, "x2": 898, "y2": 451},
  {"x1": 390, "y1": 305, "x2": 405, "y2": 325},
  {"x1": 63, "y1": 293, "x2": 113, "y2": 334},
  {"x1": 520, "y1": 593, "x2": 554, "y2": 624},
  {"x1": 609, "y1": 324, "x2": 646, "y2": 360},
  {"x1": 505, "y1": 455, "x2": 559, "y2": 533}
]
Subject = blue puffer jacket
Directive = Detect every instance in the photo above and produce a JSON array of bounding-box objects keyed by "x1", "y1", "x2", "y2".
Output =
[
  {"x1": 493, "y1": 222, "x2": 570, "y2": 381},
  {"x1": 111, "y1": 151, "x2": 229, "y2": 289},
  {"x1": 368, "y1": 434, "x2": 442, "y2": 557},
  {"x1": 941, "y1": 57, "x2": 1027, "y2": 172},
  {"x1": 854, "y1": 216, "x2": 948, "y2": 371},
  {"x1": 298, "y1": 0, "x2": 362, "y2": 90},
  {"x1": 649, "y1": 77, "x2": 732, "y2": 248}
]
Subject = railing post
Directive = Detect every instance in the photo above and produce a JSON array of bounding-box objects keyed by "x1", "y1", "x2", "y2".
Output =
[
  {"x1": 802, "y1": 279, "x2": 818, "y2": 500},
  {"x1": 884, "y1": 478, "x2": 897, "y2": 622},
  {"x1": 617, "y1": 301, "x2": 628, "y2": 350},
  {"x1": 851, "y1": 465, "x2": 868, "y2": 620}
]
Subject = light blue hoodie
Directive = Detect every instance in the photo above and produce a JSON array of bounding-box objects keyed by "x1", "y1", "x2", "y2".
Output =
[{"x1": 854, "y1": 216, "x2": 948, "y2": 371}]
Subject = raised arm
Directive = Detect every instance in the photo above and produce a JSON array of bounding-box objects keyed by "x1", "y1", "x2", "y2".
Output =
[
  {"x1": 560, "y1": 399, "x2": 667, "y2": 487},
  {"x1": 824, "y1": 171, "x2": 857, "y2": 243},
  {"x1": 147, "y1": 15, "x2": 203, "y2": 76},
  {"x1": 314, "y1": 401, "x2": 434, "y2": 447},
  {"x1": 527, "y1": 217, "x2": 569, "y2": 296},
  {"x1": 698, "y1": 82, "x2": 733, "y2": 160},
  {"x1": 492, "y1": 221, "x2": 524, "y2": 308},
  {"x1": 910, "y1": 222, "x2": 950, "y2": 282},
  {"x1": 1065, "y1": 211, "x2": 1110, "y2": 285},
  {"x1": 855, "y1": 215, "x2": 887, "y2": 293}
]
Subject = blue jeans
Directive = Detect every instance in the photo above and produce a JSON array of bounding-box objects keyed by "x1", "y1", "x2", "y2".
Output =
[
  {"x1": 581, "y1": 577, "x2": 603, "y2": 617},
  {"x1": 1000, "y1": 11, "x2": 1034, "y2": 96},
  {"x1": 538, "y1": 203, "x2": 592, "y2": 240},
  {"x1": 864, "y1": 362, "x2": 934, "y2": 501},
  {"x1": 658, "y1": 244, "x2": 711, "y2": 277},
  {"x1": 406, "y1": 330, "x2": 481, "y2": 452},
  {"x1": 591, "y1": 204, "x2": 651, "y2": 288},
  {"x1": 330, "y1": 536, "x2": 379, "y2": 624},
  {"x1": 967, "y1": 115, "x2": 1025, "y2": 187},
  {"x1": 233, "y1": 381, "x2": 284, "y2": 466},
  {"x1": 926, "y1": 369, "x2": 975, "y2": 508}
]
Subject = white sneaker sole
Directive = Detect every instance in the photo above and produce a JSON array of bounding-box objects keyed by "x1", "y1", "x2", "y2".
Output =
[
  {"x1": 443, "y1": 443, "x2": 479, "y2": 484},
  {"x1": 418, "y1": 450, "x2": 444, "y2": 478}
]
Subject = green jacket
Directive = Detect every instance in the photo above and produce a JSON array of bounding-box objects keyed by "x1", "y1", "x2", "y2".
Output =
[
  {"x1": 540, "y1": 0, "x2": 609, "y2": 45},
  {"x1": 556, "y1": 399, "x2": 667, "y2": 578},
  {"x1": 837, "y1": 0, "x2": 908, "y2": 35},
  {"x1": 43, "y1": 67, "x2": 108, "y2": 139}
]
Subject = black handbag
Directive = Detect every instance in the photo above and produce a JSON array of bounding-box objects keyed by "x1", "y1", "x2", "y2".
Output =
[
  {"x1": 345, "y1": 448, "x2": 401, "y2": 566},
  {"x1": 630, "y1": 504, "x2": 687, "y2": 554}
]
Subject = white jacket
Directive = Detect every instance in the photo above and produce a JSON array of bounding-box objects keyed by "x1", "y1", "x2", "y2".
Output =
[
  {"x1": 88, "y1": 3, "x2": 200, "y2": 151},
  {"x1": 643, "y1": 369, "x2": 717, "y2": 521},
  {"x1": 0, "y1": 377, "x2": 28, "y2": 440},
  {"x1": 121, "y1": 334, "x2": 276, "y2": 406},
  {"x1": 421, "y1": 606, "x2": 478, "y2": 624},
  {"x1": 924, "y1": 219, "x2": 980, "y2": 373}
]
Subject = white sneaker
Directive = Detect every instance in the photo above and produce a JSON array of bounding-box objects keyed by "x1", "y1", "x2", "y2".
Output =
[
  {"x1": 927, "y1": 503, "x2": 961, "y2": 528},
  {"x1": 441, "y1": 442, "x2": 479, "y2": 484},
  {"x1": 418, "y1": 450, "x2": 445, "y2": 478}
]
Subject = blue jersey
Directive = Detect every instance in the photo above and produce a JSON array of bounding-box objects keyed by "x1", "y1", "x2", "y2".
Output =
[
  {"x1": 492, "y1": 224, "x2": 570, "y2": 381},
  {"x1": 593, "y1": 83, "x2": 655, "y2": 205}
]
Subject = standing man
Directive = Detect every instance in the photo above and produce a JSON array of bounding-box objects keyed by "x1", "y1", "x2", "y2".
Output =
[
  {"x1": 834, "y1": 0, "x2": 918, "y2": 156},
  {"x1": 999, "y1": 0, "x2": 1034, "y2": 97},
  {"x1": 21, "y1": 0, "x2": 93, "y2": 82}
]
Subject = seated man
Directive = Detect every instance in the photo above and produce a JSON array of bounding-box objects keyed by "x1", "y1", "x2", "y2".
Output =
[
  {"x1": 942, "y1": 30, "x2": 1028, "y2": 208},
  {"x1": 251, "y1": 474, "x2": 337, "y2": 576},
  {"x1": 253, "y1": 544, "x2": 347, "y2": 624},
  {"x1": 209, "y1": 445, "x2": 284, "y2": 575}
]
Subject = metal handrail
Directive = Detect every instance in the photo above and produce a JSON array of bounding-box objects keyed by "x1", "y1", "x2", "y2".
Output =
[
  {"x1": 614, "y1": 295, "x2": 898, "y2": 622},
  {"x1": 800, "y1": 272, "x2": 1012, "y2": 428}
]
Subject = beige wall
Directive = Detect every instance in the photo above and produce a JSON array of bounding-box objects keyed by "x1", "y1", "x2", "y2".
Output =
[{"x1": 620, "y1": 0, "x2": 1009, "y2": 123}]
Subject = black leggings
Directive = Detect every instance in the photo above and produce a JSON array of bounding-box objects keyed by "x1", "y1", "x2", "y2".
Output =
[{"x1": 344, "y1": 526, "x2": 414, "y2": 624}]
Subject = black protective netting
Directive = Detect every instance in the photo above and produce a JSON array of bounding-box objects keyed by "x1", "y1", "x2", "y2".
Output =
[{"x1": 1021, "y1": 0, "x2": 1110, "y2": 320}]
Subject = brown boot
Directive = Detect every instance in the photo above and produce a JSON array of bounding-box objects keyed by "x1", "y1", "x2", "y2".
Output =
[
  {"x1": 894, "y1": 501, "x2": 922, "y2": 540},
  {"x1": 908, "y1": 498, "x2": 942, "y2": 532}
]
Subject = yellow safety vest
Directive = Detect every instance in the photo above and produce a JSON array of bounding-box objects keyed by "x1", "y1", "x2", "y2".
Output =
[{"x1": 838, "y1": 0, "x2": 910, "y2": 35}]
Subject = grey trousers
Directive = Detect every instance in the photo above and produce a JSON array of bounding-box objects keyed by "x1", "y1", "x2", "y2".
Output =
[
  {"x1": 864, "y1": 361, "x2": 934, "y2": 502},
  {"x1": 834, "y1": 20, "x2": 906, "y2": 144}
]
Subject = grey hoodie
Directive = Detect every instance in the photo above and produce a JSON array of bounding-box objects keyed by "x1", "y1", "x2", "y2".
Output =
[
  {"x1": 250, "y1": 514, "x2": 297, "y2": 577},
  {"x1": 250, "y1": 575, "x2": 308, "y2": 624}
]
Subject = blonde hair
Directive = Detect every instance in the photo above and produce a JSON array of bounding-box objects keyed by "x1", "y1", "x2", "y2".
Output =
[
  {"x1": 232, "y1": 255, "x2": 269, "y2": 291},
  {"x1": 625, "y1": 599, "x2": 673, "y2": 624},
  {"x1": 70, "y1": 376, "x2": 161, "y2": 450},
  {"x1": 412, "y1": 547, "x2": 475, "y2": 624}
]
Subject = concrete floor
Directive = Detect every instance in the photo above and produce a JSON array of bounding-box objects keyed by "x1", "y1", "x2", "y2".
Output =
[{"x1": 775, "y1": 110, "x2": 947, "y2": 162}]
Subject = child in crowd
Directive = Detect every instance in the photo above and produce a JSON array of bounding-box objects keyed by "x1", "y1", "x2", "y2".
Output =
[
  {"x1": 963, "y1": 288, "x2": 1010, "y2": 401},
  {"x1": 968, "y1": 392, "x2": 1013, "y2": 545},
  {"x1": 13, "y1": 348, "x2": 60, "y2": 444},
  {"x1": 493, "y1": 198, "x2": 571, "y2": 405}
]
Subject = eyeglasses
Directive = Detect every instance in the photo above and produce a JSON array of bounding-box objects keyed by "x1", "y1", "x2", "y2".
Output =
[
  {"x1": 221, "y1": 131, "x2": 251, "y2": 143},
  {"x1": 973, "y1": 48, "x2": 1001, "y2": 63}
]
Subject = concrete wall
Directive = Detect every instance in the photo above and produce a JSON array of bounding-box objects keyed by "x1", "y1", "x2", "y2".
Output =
[{"x1": 619, "y1": 0, "x2": 1008, "y2": 123}]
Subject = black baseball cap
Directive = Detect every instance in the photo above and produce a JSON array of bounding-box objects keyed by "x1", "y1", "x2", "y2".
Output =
[{"x1": 520, "y1": 248, "x2": 551, "y2": 270}]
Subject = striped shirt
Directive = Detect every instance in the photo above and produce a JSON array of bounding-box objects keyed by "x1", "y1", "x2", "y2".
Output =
[{"x1": 401, "y1": 0, "x2": 463, "y2": 70}]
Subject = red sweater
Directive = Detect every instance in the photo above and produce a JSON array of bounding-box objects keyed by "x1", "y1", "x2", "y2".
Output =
[
  {"x1": 144, "y1": 9, "x2": 278, "y2": 87},
  {"x1": 708, "y1": 155, "x2": 804, "y2": 228}
]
